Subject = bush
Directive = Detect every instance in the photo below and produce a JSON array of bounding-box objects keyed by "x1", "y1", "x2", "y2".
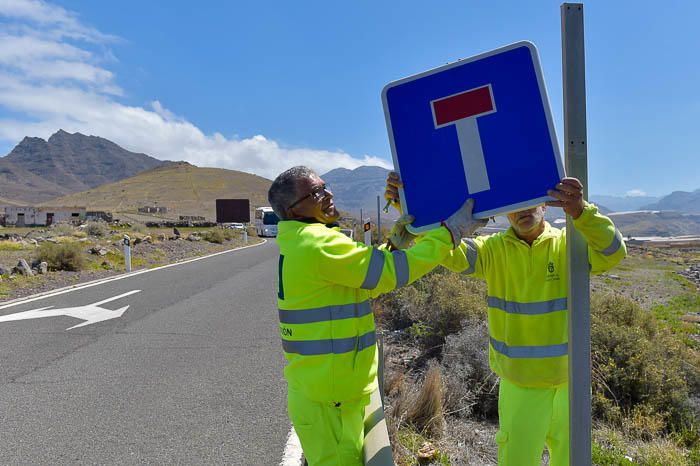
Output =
[
  {"x1": 441, "y1": 320, "x2": 499, "y2": 420},
  {"x1": 591, "y1": 293, "x2": 700, "y2": 438},
  {"x1": 35, "y1": 242, "x2": 85, "y2": 271},
  {"x1": 85, "y1": 221, "x2": 107, "y2": 237},
  {"x1": 203, "y1": 229, "x2": 225, "y2": 244},
  {"x1": 129, "y1": 222, "x2": 147, "y2": 234},
  {"x1": 49, "y1": 223, "x2": 75, "y2": 236},
  {"x1": 375, "y1": 268, "x2": 487, "y2": 351}
]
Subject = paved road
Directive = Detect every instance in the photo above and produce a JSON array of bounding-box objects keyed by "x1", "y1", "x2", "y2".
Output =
[{"x1": 0, "y1": 240, "x2": 290, "y2": 465}]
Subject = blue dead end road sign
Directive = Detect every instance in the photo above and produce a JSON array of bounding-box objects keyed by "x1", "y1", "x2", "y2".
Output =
[{"x1": 382, "y1": 41, "x2": 565, "y2": 232}]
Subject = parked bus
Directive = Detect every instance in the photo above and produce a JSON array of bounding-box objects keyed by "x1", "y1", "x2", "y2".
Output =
[{"x1": 254, "y1": 207, "x2": 279, "y2": 237}]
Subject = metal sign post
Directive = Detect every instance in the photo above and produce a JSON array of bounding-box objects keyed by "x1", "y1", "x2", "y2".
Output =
[{"x1": 561, "y1": 4, "x2": 591, "y2": 465}]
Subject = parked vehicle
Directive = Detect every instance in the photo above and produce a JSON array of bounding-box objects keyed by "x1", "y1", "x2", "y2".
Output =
[
  {"x1": 340, "y1": 228, "x2": 354, "y2": 240},
  {"x1": 254, "y1": 207, "x2": 279, "y2": 237}
]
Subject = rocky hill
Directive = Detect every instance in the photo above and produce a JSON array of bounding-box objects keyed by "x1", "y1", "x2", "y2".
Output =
[
  {"x1": 607, "y1": 210, "x2": 700, "y2": 237},
  {"x1": 0, "y1": 130, "x2": 164, "y2": 204},
  {"x1": 42, "y1": 162, "x2": 272, "y2": 221},
  {"x1": 321, "y1": 166, "x2": 398, "y2": 220},
  {"x1": 0, "y1": 195, "x2": 29, "y2": 207},
  {"x1": 590, "y1": 194, "x2": 660, "y2": 213},
  {"x1": 641, "y1": 189, "x2": 700, "y2": 214}
]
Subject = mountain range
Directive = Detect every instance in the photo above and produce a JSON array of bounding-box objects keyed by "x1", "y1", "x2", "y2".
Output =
[
  {"x1": 0, "y1": 130, "x2": 163, "y2": 204},
  {"x1": 321, "y1": 166, "x2": 399, "y2": 220},
  {"x1": 0, "y1": 131, "x2": 698, "y2": 236}
]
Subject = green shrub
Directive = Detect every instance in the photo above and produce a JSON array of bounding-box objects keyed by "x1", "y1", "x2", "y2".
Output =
[
  {"x1": 203, "y1": 229, "x2": 225, "y2": 244},
  {"x1": 591, "y1": 293, "x2": 699, "y2": 438},
  {"x1": 85, "y1": 221, "x2": 107, "y2": 237},
  {"x1": 49, "y1": 223, "x2": 75, "y2": 236},
  {"x1": 375, "y1": 268, "x2": 487, "y2": 350},
  {"x1": 129, "y1": 222, "x2": 147, "y2": 234},
  {"x1": 0, "y1": 241, "x2": 27, "y2": 251},
  {"x1": 35, "y1": 241, "x2": 85, "y2": 271}
]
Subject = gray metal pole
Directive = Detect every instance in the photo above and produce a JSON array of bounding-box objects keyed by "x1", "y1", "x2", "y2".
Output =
[
  {"x1": 377, "y1": 196, "x2": 381, "y2": 245},
  {"x1": 561, "y1": 4, "x2": 591, "y2": 465}
]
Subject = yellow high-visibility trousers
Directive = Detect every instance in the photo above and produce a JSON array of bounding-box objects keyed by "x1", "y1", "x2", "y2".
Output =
[
  {"x1": 496, "y1": 378, "x2": 569, "y2": 466},
  {"x1": 288, "y1": 388, "x2": 370, "y2": 466}
]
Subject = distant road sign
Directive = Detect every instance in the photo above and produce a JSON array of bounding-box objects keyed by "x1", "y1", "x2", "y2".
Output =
[
  {"x1": 382, "y1": 41, "x2": 564, "y2": 232},
  {"x1": 216, "y1": 199, "x2": 250, "y2": 223}
]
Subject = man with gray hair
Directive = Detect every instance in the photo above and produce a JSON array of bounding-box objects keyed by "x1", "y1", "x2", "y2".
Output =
[{"x1": 269, "y1": 165, "x2": 484, "y2": 466}]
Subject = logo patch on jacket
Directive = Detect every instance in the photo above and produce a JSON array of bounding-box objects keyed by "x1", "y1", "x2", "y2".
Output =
[{"x1": 546, "y1": 261, "x2": 560, "y2": 281}]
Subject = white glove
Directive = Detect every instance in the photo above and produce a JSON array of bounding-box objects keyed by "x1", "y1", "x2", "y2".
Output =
[
  {"x1": 442, "y1": 199, "x2": 488, "y2": 247},
  {"x1": 387, "y1": 214, "x2": 416, "y2": 250}
]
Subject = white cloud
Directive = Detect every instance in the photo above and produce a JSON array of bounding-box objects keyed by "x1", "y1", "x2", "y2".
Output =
[
  {"x1": 0, "y1": 0, "x2": 391, "y2": 180},
  {"x1": 0, "y1": 0, "x2": 115, "y2": 42},
  {"x1": 625, "y1": 189, "x2": 647, "y2": 197}
]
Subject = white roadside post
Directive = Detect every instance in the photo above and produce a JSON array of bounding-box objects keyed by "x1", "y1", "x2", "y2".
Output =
[
  {"x1": 363, "y1": 219, "x2": 372, "y2": 246},
  {"x1": 123, "y1": 234, "x2": 132, "y2": 273},
  {"x1": 243, "y1": 224, "x2": 248, "y2": 243},
  {"x1": 561, "y1": 3, "x2": 591, "y2": 465}
]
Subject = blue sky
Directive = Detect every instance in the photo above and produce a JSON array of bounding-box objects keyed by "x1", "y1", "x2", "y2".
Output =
[{"x1": 0, "y1": 0, "x2": 697, "y2": 197}]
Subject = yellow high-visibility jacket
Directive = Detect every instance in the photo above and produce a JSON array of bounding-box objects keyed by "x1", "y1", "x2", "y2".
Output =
[
  {"x1": 276, "y1": 220, "x2": 454, "y2": 403},
  {"x1": 442, "y1": 203, "x2": 626, "y2": 388}
]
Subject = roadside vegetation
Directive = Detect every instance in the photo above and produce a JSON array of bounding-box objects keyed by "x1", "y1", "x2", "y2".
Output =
[
  {"x1": 374, "y1": 244, "x2": 700, "y2": 465},
  {"x1": 0, "y1": 221, "x2": 260, "y2": 301}
]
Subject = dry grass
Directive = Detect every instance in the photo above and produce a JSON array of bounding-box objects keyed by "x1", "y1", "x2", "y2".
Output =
[{"x1": 389, "y1": 363, "x2": 446, "y2": 449}]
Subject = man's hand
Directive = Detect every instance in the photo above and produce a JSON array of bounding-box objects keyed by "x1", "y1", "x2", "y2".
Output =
[
  {"x1": 546, "y1": 177, "x2": 585, "y2": 219},
  {"x1": 387, "y1": 214, "x2": 416, "y2": 250},
  {"x1": 442, "y1": 198, "x2": 488, "y2": 248},
  {"x1": 385, "y1": 171, "x2": 403, "y2": 214}
]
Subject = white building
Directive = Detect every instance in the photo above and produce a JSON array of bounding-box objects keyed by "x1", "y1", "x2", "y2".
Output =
[{"x1": 4, "y1": 206, "x2": 86, "y2": 227}]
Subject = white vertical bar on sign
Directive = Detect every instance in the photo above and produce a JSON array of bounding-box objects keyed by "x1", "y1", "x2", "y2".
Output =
[
  {"x1": 561, "y1": 3, "x2": 591, "y2": 466},
  {"x1": 455, "y1": 118, "x2": 491, "y2": 194}
]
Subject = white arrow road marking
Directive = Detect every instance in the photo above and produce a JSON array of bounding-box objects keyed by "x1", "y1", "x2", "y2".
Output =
[{"x1": 0, "y1": 290, "x2": 141, "y2": 330}]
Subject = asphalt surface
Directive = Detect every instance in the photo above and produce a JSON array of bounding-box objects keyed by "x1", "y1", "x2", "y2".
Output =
[{"x1": 0, "y1": 240, "x2": 289, "y2": 465}]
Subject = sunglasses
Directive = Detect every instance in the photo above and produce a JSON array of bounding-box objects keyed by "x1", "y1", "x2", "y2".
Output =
[{"x1": 288, "y1": 184, "x2": 331, "y2": 210}]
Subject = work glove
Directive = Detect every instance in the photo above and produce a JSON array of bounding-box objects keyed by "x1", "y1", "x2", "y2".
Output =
[
  {"x1": 442, "y1": 199, "x2": 488, "y2": 248},
  {"x1": 387, "y1": 214, "x2": 417, "y2": 250}
]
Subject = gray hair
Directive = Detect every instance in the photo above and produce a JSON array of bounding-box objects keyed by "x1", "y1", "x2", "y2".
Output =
[{"x1": 268, "y1": 166, "x2": 317, "y2": 220}]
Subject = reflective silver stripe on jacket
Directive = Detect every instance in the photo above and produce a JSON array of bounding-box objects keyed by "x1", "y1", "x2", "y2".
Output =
[
  {"x1": 392, "y1": 250, "x2": 409, "y2": 287},
  {"x1": 279, "y1": 301, "x2": 372, "y2": 324},
  {"x1": 489, "y1": 337, "x2": 568, "y2": 359},
  {"x1": 487, "y1": 297, "x2": 568, "y2": 315},
  {"x1": 361, "y1": 248, "x2": 384, "y2": 289},
  {"x1": 282, "y1": 330, "x2": 377, "y2": 356},
  {"x1": 463, "y1": 238, "x2": 478, "y2": 275},
  {"x1": 600, "y1": 229, "x2": 623, "y2": 256}
]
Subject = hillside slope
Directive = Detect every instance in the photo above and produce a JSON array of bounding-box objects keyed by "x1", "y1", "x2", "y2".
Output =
[{"x1": 41, "y1": 162, "x2": 272, "y2": 220}]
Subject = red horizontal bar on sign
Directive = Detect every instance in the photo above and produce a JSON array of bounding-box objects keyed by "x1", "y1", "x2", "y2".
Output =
[{"x1": 433, "y1": 86, "x2": 493, "y2": 126}]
